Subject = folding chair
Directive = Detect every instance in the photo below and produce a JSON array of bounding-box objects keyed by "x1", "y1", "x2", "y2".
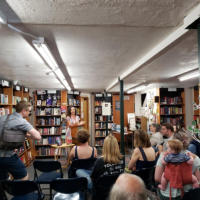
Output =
[
  {"x1": 3, "y1": 180, "x2": 43, "y2": 200},
  {"x1": 50, "y1": 177, "x2": 88, "y2": 200},
  {"x1": 92, "y1": 174, "x2": 120, "y2": 200},
  {"x1": 68, "y1": 158, "x2": 96, "y2": 178},
  {"x1": 33, "y1": 160, "x2": 63, "y2": 194}
]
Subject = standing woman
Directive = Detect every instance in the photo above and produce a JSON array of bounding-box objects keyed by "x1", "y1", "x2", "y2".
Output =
[{"x1": 66, "y1": 106, "x2": 84, "y2": 144}]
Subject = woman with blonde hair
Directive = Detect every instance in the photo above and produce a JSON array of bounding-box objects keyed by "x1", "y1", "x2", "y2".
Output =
[
  {"x1": 128, "y1": 129, "x2": 156, "y2": 171},
  {"x1": 91, "y1": 134, "x2": 124, "y2": 183}
]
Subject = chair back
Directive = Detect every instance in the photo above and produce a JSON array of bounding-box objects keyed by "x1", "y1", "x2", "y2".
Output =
[
  {"x1": 3, "y1": 180, "x2": 42, "y2": 199},
  {"x1": 182, "y1": 188, "x2": 200, "y2": 200},
  {"x1": 50, "y1": 178, "x2": 87, "y2": 199},
  {"x1": 132, "y1": 167, "x2": 155, "y2": 191},
  {"x1": 68, "y1": 158, "x2": 96, "y2": 178},
  {"x1": 93, "y1": 174, "x2": 120, "y2": 200}
]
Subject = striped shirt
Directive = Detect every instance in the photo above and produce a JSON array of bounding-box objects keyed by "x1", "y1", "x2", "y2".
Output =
[{"x1": 164, "y1": 153, "x2": 190, "y2": 163}]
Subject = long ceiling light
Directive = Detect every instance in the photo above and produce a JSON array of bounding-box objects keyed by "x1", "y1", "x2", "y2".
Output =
[
  {"x1": 127, "y1": 85, "x2": 146, "y2": 94},
  {"x1": 0, "y1": 11, "x2": 6, "y2": 24},
  {"x1": 32, "y1": 37, "x2": 71, "y2": 90},
  {"x1": 178, "y1": 71, "x2": 200, "y2": 82}
]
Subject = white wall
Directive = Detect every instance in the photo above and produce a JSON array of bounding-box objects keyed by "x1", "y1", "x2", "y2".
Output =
[{"x1": 135, "y1": 92, "x2": 141, "y2": 116}]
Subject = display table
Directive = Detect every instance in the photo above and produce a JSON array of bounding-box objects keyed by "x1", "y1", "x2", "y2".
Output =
[{"x1": 51, "y1": 143, "x2": 75, "y2": 167}]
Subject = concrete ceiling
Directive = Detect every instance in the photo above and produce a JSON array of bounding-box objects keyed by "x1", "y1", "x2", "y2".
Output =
[{"x1": 0, "y1": 0, "x2": 200, "y2": 91}]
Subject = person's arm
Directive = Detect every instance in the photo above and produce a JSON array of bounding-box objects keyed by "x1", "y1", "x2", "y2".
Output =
[
  {"x1": 27, "y1": 128, "x2": 41, "y2": 140},
  {"x1": 155, "y1": 153, "x2": 164, "y2": 183},
  {"x1": 94, "y1": 147, "x2": 97, "y2": 158},
  {"x1": 128, "y1": 148, "x2": 140, "y2": 170},
  {"x1": 91, "y1": 158, "x2": 103, "y2": 181},
  {"x1": 69, "y1": 146, "x2": 75, "y2": 161}
]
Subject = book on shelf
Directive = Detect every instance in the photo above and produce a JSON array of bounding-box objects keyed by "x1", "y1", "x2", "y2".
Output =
[
  {"x1": 37, "y1": 100, "x2": 42, "y2": 106},
  {"x1": 37, "y1": 147, "x2": 56, "y2": 156},
  {"x1": 12, "y1": 96, "x2": 21, "y2": 105},
  {"x1": 95, "y1": 139, "x2": 104, "y2": 146},
  {"x1": 36, "y1": 117, "x2": 61, "y2": 126},
  {"x1": 95, "y1": 101, "x2": 102, "y2": 106},
  {"x1": 160, "y1": 97, "x2": 182, "y2": 105},
  {"x1": 0, "y1": 108, "x2": 10, "y2": 116},
  {"x1": 0, "y1": 94, "x2": 8, "y2": 104},
  {"x1": 46, "y1": 95, "x2": 53, "y2": 106},
  {"x1": 95, "y1": 130, "x2": 106, "y2": 137},
  {"x1": 160, "y1": 107, "x2": 183, "y2": 115}
]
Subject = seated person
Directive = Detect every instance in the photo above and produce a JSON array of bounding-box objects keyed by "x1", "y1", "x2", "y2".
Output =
[
  {"x1": 159, "y1": 139, "x2": 199, "y2": 191},
  {"x1": 150, "y1": 123, "x2": 163, "y2": 148},
  {"x1": 128, "y1": 130, "x2": 156, "y2": 171},
  {"x1": 69, "y1": 129, "x2": 97, "y2": 190},
  {"x1": 91, "y1": 134, "x2": 124, "y2": 185}
]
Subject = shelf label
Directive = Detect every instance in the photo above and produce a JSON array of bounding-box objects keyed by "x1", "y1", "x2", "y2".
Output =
[
  {"x1": 16, "y1": 85, "x2": 21, "y2": 91},
  {"x1": 96, "y1": 93, "x2": 103, "y2": 97},
  {"x1": 47, "y1": 90, "x2": 56, "y2": 94},
  {"x1": 73, "y1": 91, "x2": 80, "y2": 95},
  {"x1": 24, "y1": 87, "x2": 29, "y2": 92},
  {"x1": 2, "y1": 80, "x2": 9, "y2": 87},
  {"x1": 168, "y1": 88, "x2": 177, "y2": 92}
]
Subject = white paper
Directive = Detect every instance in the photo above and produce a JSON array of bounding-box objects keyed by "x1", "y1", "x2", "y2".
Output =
[{"x1": 102, "y1": 102, "x2": 111, "y2": 116}]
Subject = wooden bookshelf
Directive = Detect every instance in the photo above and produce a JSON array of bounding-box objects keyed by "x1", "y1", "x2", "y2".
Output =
[
  {"x1": 0, "y1": 80, "x2": 34, "y2": 167},
  {"x1": 193, "y1": 86, "x2": 200, "y2": 124},
  {"x1": 94, "y1": 93, "x2": 113, "y2": 153},
  {"x1": 158, "y1": 88, "x2": 185, "y2": 129}
]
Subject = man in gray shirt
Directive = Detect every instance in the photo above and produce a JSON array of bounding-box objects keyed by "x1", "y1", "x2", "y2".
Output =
[{"x1": 0, "y1": 101, "x2": 41, "y2": 181}]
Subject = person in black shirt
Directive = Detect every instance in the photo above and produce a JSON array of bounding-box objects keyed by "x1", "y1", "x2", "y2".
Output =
[{"x1": 91, "y1": 134, "x2": 124, "y2": 184}]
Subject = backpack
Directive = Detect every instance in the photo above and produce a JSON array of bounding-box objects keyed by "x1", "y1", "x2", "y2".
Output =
[{"x1": 0, "y1": 115, "x2": 25, "y2": 150}]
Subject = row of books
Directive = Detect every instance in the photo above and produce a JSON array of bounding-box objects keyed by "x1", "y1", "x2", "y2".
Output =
[
  {"x1": 0, "y1": 94, "x2": 8, "y2": 104},
  {"x1": 160, "y1": 107, "x2": 183, "y2": 115},
  {"x1": 24, "y1": 140, "x2": 30, "y2": 149},
  {"x1": 37, "y1": 99, "x2": 61, "y2": 107},
  {"x1": 35, "y1": 136, "x2": 61, "y2": 145},
  {"x1": 36, "y1": 117, "x2": 61, "y2": 126},
  {"x1": 95, "y1": 130, "x2": 107, "y2": 137},
  {"x1": 0, "y1": 108, "x2": 10, "y2": 116},
  {"x1": 95, "y1": 115, "x2": 113, "y2": 121},
  {"x1": 38, "y1": 127, "x2": 61, "y2": 135},
  {"x1": 160, "y1": 116, "x2": 183, "y2": 125},
  {"x1": 95, "y1": 101, "x2": 102, "y2": 106},
  {"x1": 36, "y1": 147, "x2": 57, "y2": 156},
  {"x1": 95, "y1": 122, "x2": 112, "y2": 129},
  {"x1": 95, "y1": 139, "x2": 104, "y2": 146},
  {"x1": 13, "y1": 96, "x2": 22, "y2": 105},
  {"x1": 95, "y1": 107, "x2": 102, "y2": 114},
  {"x1": 68, "y1": 99, "x2": 80, "y2": 106},
  {"x1": 160, "y1": 97, "x2": 182, "y2": 105},
  {"x1": 36, "y1": 108, "x2": 61, "y2": 116}
]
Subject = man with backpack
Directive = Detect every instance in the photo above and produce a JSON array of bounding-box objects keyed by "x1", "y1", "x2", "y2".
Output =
[{"x1": 0, "y1": 101, "x2": 41, "y2": 181}]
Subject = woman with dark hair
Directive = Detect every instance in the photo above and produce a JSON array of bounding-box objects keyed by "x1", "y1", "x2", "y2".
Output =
[
  {"x1": 65, "y1": 106, "x2": 84, "y2": 144},
  {"x1": 69, "y1": 129, "x2": 97, "y2": 190},
  {"x1": 128, "y1": 130, "x2": 156, "y2": 171}
]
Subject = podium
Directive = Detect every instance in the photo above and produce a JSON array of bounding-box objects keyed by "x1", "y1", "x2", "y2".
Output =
[{"x1": 71, "y1": 124, "x2": 85, "y2": 145}]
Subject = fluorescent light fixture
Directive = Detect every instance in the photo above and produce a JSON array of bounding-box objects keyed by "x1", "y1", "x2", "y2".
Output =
[
  {"x1": 0, "y1": 11, "x2": 6, "y2": 24},
  {"x1": 32, "y1": 38, "x2": 58, "y2": 71},
  {"x1": 127, "y1": 85, "x2": 146, "y2": 94},
  {"x1": 32, "y1": 37, "x2": 71, "y2": 90},
  {"x1": 179, "y1": 71, "x2": 200, "y2": 81}
]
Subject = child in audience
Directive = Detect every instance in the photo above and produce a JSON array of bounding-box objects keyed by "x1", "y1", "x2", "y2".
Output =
[{"x1": 159, "y1": 139, "x2": 199, "y2": 190}]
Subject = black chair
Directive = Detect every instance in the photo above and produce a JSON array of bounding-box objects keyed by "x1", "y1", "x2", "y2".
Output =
[
  {"x1": 68, "y1": 158, "x2": 97, "y2": 178},
  {"x1": 50, "y1": 177, "x2": 88, "y2": 200},
  {"x1": 2, "y1": 180, "x2": 43, "y2": 200},
  {"x1": 132, "y1": 167, "x2": 156, "y2": 191},
  {"x1": 182, "y1": 188, "x2": 200, "y2": 200},
  {"x1": 92, "y1": 174, "x2": 120, "y2": 200},
  {"x1": 33, "y1": 160, "x2": 63, "y2": 193}
]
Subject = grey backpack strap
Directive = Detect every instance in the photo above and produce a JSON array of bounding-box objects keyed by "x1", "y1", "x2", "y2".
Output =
[{"x1": 1, "y1": 114, "x2": 10, "y2": 139}]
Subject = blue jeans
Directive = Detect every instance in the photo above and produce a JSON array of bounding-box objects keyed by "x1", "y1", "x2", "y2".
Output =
[
  {"x1": 188, "y1": 144, "x2": 197, "y2": 154},
  {"x1": 76, "y1": 169, "x2": 92, "y2": 191}
]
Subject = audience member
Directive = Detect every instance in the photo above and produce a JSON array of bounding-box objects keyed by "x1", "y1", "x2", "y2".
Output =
[
  {"x1": 91, "y1": 134, "x2": 124, "y2": 185},
  {"x1": 0, "y1": 101, "x2": 41, "y2": 181},
  {"x1": 150, "y1": 123, "x2": 163, "y2": 147},
  {"x1": 158, "y1": 139, "x2": 199, "y2": 191},
  {"x1": 160, "y1": 123, "x2": 174, "y2": 151},
  {"x1": 69, "y1": 129, "x2": 97, "y2": 190},
  {"x1": 109, "y1": 173, "x2": 148, "y2": 200},
  {"x1": 128, "y1": 130, "x2": 156, "y2": 171},
  {"x1": 155, "y1": 130, "x2": 200, "y2": 200}
]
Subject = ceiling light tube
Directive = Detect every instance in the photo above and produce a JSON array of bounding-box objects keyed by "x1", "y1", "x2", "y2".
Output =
[
  {"x1": 178, "y1": 71, "x2": 200, "y2": 82},
  {"x1": 62, "y1": 79, "x2": 71, "y2": 91},
  {"x1": 0, "y1": 11, "x2": 6, "y2": 24}
]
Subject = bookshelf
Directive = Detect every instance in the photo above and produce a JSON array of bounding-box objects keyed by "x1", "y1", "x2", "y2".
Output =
[
  {"x1": 159, "y1": 88, "x2": 185, "y2": 129},
  {"x1": 0, "y1": 79, "x2": 35, "y2": 166},
  {"x1": 34, "y1": 90, "x2": 63, "y2": 158},
  {"x1": 67, "y1": 91, "x2": 81, "y2": 116},
  {"x1": 193, "y1": 86, "x2": 200, "y2": 124},
  {"x1": 94, "y1": 93, "x2": 113, "y2": 152}
]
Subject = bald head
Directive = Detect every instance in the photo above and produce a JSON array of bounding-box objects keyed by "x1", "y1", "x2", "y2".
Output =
[{"x1": 109, "y1": 173, "x2": 147, "y2": 200}]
